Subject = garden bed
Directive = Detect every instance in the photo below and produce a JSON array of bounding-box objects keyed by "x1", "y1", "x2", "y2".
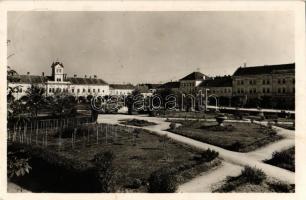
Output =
[
  {"x1": 264, "y1": 147, "x2": 295, "y2": 172},
  {"x1": 8, "y1": 124, "x2": 221, "y2": 193},
  {"x1": 213, "y1": 166, "x2": 294, "y2": 193},
  {"x1": 119, "y1": 119, "x2": 157, "y2": 127},
  {"x1": 167, "y1": 120, "x2": 282, "y2": 152}
]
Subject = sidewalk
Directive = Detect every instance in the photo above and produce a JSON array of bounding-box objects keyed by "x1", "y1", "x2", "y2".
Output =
[{"x1": 98, "y1": 114, "x2": 295, "y2": 187}]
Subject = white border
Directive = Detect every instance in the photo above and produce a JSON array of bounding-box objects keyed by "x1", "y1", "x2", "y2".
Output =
[{"x1": 0, "y1": 1, "x2": 305, "y2": 200}]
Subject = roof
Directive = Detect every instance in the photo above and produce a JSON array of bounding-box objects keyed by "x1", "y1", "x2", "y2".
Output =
[
  {"x1": 158, "y1": 81, "x2": 180, "y2": 89},
  {"x1": 180, "y1": 71, "x2": 207, "y2": 81},
  {"x1": 9, "y1": 75, "x2": 108, "y2": 85},
  {"x1": 198, "y1": 76, "x2": 232, "y2": 87},
  {"x1": 138, "y1": 83, "x2": 162, "y2": 89},
  {"x1": 66, "y1": 77, "x2": 108, "y2": 85},
  {"x1": 9, "y1": 75, "x2": 50, "y2": 84},
  {"x1": 233, "y1": 63, "x2": 295, "y2": 76},
  {"x1": 51, "y1": 61, "x2": 64, "y2": 68},
  {"x1": 110, "y1": 84, "x2": 135, "y2": 90}
]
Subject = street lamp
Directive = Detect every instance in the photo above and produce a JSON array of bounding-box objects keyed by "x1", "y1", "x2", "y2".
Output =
[{"x1": 205, "y1": 88, "x2": 210, "y2": 111}]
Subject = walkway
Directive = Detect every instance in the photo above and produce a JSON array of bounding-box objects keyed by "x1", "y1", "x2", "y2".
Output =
[{"x1": 97, "y1": 114, "x2": 295, "y2": 192}]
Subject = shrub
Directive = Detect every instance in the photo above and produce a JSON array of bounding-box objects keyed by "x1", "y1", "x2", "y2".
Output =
[
  {"x1": 240, "y1": 166, "x2": 266, "y2": 184},
  {"x1": 200, "y1": 149, "x2": 219, "y2": 162},
  {"x1": 228, "y1": 141, "x2": 243, "y2": 151},
  {"x1": 93, "y1": 151, "x2": 116, "y2": 192},
  {"x1": 8, "y1": 143, "x2": 101, "y2": 192},
  {"x1": 265, "y1": 148, "x2": 295, "y2": 172},
  {"x1": 169, "y1": 122, "x2": 176, "y2": 130},
  {"x1": 127, "y1": 178, "x2": 142, "y2": 189},
  {"x1": 7, "y1": 151, "x2": 32, "y2": 178},
  {"x1": 148, "y1": 167, "x2": 178, "y2": 193},
  {"x1": 269, "y1": 181, "x2": 292, "y2": 192}
]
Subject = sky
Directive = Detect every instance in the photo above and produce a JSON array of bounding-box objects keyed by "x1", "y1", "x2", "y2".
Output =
[{"x1": 7, "y1": 11, "x2": 294, "y2": 84}]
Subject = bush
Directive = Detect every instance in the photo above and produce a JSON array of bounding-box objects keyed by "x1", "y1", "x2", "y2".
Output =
[
  {"x1": 93, "y1": 151, "x2": 116, "y2": 192},
  {"x1": 228, "y1": 141, "x2": 243, "y2": 151},
  {"x1": 148, "y1": 167, "x2": 178, "y2": 193},
  {"x1": 265, "y1": 148, "x2": 295, "y2": 172},
  {"x1": 240, "y1": 166, "x2": 266, "y2": 184},
  {"x1": 8, "y1": 143, "x2": 102, "y2": 192},
  {"x1": 169, "y1": 122, "x2": 176, "y2": 130},
  {"x1": 269, "y1": 181, "x2": 292, "y2": 192},
  {"x1": 200, "y1": 149, "x2": 219, "y2": 162}
]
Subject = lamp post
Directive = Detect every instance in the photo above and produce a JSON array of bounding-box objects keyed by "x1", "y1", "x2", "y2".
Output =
[{"x1": 205, "y1": 88, "x2": 210, "y2": 111}]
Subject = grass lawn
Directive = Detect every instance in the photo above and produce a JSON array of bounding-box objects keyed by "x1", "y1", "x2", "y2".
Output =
[
  {"x1": 264, "y1": 147, "x2": 295, "y2": 172},
  {"x1": 118, "y1": 119, "x2": 157, "y2": 127},
  {"x1": 168, "y1": 120, "x2": 282, "y2": 152},
  {"x1": 8, "y1": 124, "x2": 221, "y2": 192}
]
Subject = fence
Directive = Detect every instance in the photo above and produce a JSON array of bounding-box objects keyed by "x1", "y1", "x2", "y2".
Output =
[{"x1": 7, "y1": 117, "x2": 141, "y2": 151}]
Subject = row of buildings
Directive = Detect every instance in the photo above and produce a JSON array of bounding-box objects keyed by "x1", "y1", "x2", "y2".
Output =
[
  {"x1": 8, "y1": 61, "x2": 295, "y2": 109},
  {"x1": 157, "y1": 63, "x2": 295, "y2": 109}
]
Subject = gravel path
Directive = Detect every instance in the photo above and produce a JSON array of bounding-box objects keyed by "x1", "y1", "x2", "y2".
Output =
[{"x1": 97, "y1": 114, "x2": 295, "y2": 191}]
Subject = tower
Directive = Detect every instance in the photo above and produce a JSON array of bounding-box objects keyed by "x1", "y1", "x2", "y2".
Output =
[{"x1": 51, "y1": 61, "x2": 64, "y2": 82}]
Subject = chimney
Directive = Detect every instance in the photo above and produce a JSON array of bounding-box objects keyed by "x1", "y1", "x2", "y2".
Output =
[
  {"x1": 94, "y1": 75, "x2": 97, "y2": 79},
  {"x1": 74, "y1": 74, "x2": 77, "y2": 78},
  {"x1": 85, "y1": 75, "x2": 87, "y2": 78},
  {"x1": 27, "y1": 72, "x2": 30, "y2": 75},
  {"x1": 243, "y1": 62, "x2": 247, "y2": 68},
  {"x1": 42, "y1": 72, "x2": 45, "y2": 77}
]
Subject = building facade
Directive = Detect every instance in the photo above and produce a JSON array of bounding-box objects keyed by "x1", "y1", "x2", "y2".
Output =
[
  {"x1": 9, "y1": 62, "x2": 110, "y2": 99},
  {"x1": 109, "y1": 84, "x2": 135, "y2": 96},
  {"x1": 232, "y1": 63, "x2": 295, "y2": 109},
  {"x1": 179, "y1": 71, "x2": 209, "y2": 93}
]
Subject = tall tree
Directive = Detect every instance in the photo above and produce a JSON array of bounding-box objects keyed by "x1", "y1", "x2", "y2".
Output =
[{"x1": 24, "y1": 85, "x2": 46, "y2": 120}]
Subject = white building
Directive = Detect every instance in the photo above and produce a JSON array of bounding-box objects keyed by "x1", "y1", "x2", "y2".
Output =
[
  {"x1": 8, "y1": 62, "x2": 110, "y2": 99},
  {"x1": 109, "y1": 84, "x2": 135, "y2": 96}
]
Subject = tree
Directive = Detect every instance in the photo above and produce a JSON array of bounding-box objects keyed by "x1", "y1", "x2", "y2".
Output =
[
  {"x1": 126, "y1": 89, "x2": 143, "y2": 115},
  {"x1": 51, "y1": 91, "x2": 77, "y2": 118},
  {"x1": 24, "y1": 85, "x2": 46, "y2": 120}
]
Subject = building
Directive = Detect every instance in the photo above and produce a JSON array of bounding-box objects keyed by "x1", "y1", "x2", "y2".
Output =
[
  {"x1": 179, "y1": 71, "x2": 209, "y2": 93},
  {"x1": 157, "y1": 81, "x2": 180, "y2": 92},
  {"x1": 232, "y1": 63, "x2": 295, "y2": 109},
  {"x1": 136, "y1": 84, "x2": 162, "y2": 97},
  {"x1": 8, "y1": 62, "x2": 110, "y2": 99},
  {"x1": 109, "y1": 84, "x2": 135, "y2": 96},
  {"x1": 198, "y1": 75, "x2": 233, "y2": 106}
]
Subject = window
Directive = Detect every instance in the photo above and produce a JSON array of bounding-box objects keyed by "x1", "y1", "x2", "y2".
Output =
[
  {"x1": 278, "y1": 88, "x2": 281, "y2": 93},
  {"x1": 249, "y1": 80, "x2": 252, "y2": 85},
  {"x1": 267, "y1": 80, "x2": 270, "y2": 84},
  {"x1": 72, "y1": 89, "x2": 74, "y2": 93},
  {"x1": 88, "y1": 89, "x2": 90, "y2": 92},
  {"x1": 283, "y1": 79, "x2": 286, "y2": 84},
  {"x1": 278, "y1": 79, "x2": 281, "y2": 84},
  {"x1": 98, "y1": 89, "x2": 100, "y2": 92},
  {"x1": 267, "y1": 88, "x2": 270, "y2": 93},
  {"x1": 103, "y1": 90, "x2": 105, "y2": 93},
  {"x1": 77, "y1": 89, "x2": 80, "y2": 93},
  {"x1": 52, "y1": 88, "x2": 55, "y2": 93},
  {"x1": 241, "y1": 80, "x2": 244, "y2": 85},
  {"x1": 49, "y1": 88, "x2": 52, "y2": 93},
  {"x1": 263, "y1": 88, "x2": 266, "y2": 93},
  {"x1": 283, "y1": 88, "x2": 286, "y2": 93},
  {"x1": 83, "y1": 88, "x2": 85, "y2": 93},
  {"x1": 263, "y1": 80, "x2": 265, "y2": 84},
  {"x1": 93, "y1": 89, "x2": 95, "y2": 93}
]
